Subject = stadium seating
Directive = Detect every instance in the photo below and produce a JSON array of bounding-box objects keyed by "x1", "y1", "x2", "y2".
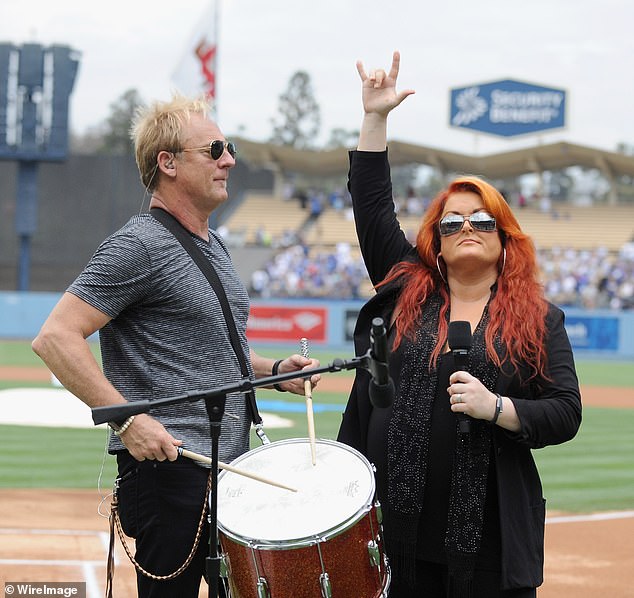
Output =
[
  {"x1": 511, "y1": 205, "x2": 634, "y2": 251},
  {"x1": 389, "y1": 205, "x2": 634, "y2": 251},
  {"x1": 225, "y1": 194, "x2": 634, "y2": 252},
  {"x1": 224, "y1": 191, "x2": 309, "y2": 246},
  {"x1": 225, "y1": 194, "x2": 633, "y2": 307}
]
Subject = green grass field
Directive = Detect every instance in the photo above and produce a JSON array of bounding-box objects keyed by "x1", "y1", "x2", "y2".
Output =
[{"x1": 0, "y1": 340, "x2": 632, "y2": 513}]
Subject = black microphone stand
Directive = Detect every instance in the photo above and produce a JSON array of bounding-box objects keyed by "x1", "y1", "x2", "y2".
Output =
[{"x1": 91, "y1": 353, "x2": 379, "y2": 598}]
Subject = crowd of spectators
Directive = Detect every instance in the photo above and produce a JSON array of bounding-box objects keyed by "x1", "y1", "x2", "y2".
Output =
[
  {"x1": 539, "y1": 244, "x2": 634, "y2": 310},
  {"x1": 243, "y1": 183, "x2": 633, "y2": 309},
  {"x1": 250, "y1": 241, "x2": 634, "y2": 310},
  {"x1": 250, "y1": 242, "x2": 369, "y2": 299}
]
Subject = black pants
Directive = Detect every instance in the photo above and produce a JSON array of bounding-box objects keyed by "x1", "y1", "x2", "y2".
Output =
[
  {"x1": 388, "y1": 560, "x2": 536, "y2": 598},
  {"x1": 116, "y1": 452, "x2": 215, "y2": 598}
]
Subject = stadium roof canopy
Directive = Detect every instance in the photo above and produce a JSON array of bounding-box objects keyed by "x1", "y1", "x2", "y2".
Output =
[{"x1": 234, "y1": 137, "x2": 634, "y2": 200}]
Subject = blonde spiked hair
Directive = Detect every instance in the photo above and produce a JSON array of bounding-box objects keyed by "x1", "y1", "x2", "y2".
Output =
[{"x1": 131, "y1": 94, "x2": 212, "y2": 191}]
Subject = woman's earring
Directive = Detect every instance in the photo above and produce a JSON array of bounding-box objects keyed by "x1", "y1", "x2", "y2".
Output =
[
  {"x1": 436, "y1": 254, "x2": 447, "y2": 284},
  {"x1": 499, "y1": 248, "x2": 507, "y2": 276}
]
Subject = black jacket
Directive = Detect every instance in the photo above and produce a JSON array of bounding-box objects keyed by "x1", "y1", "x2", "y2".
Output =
[{"x1": 337, "y1": 150, "x2": 582, "y2": 589}]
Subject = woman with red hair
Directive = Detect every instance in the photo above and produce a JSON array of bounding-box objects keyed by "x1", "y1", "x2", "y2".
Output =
[{"x1": 337, "y1": 53, "x2": 581, "y2": 598}]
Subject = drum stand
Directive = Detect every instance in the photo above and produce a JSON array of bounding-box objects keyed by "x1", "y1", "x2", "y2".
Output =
[{"x1": 91, "y1": 347, "x2": 387, "y2": 598}]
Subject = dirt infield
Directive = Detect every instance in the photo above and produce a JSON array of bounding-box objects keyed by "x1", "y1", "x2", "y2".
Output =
[
  {"x1": 1, "y1": 366, "x2": 633, "y2": 597},
  {"x1": 1, "y1": 489, "x2": 633, "y2": 597},
  {"x1": 314, "y1": 375, "x2": 634, "y2": 409},
  {"x1": 2, "y1": 364, "x2": 634, "y2": 408}
]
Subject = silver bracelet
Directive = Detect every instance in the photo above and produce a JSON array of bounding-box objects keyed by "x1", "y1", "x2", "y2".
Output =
[{"x1": 114, "y1": 415, "x2": 135, "y2": 436}]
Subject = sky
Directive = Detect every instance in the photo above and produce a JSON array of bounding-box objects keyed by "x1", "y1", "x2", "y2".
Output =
[{"x1": 2, "y1": 0, "x2": 634, "y2": 156}]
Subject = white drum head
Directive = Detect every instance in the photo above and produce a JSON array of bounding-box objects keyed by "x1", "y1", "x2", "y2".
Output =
[{"x1": 217, "y1": 439, "x2": 375, "y2": 544}]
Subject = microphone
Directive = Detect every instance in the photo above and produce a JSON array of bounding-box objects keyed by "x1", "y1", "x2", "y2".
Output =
[
  {"x1": 447, "y1": 320, "x2": 472, "y2": 434},
  {"x1": 368, "y1": 317, "x2": 395, "y2": 408}
]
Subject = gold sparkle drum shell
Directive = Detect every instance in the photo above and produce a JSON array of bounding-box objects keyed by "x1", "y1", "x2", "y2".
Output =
[{"x1": 217, "y1": 438, "x2": 390, "y2": 598}]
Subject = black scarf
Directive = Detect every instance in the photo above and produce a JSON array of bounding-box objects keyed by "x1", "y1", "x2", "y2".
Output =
[{"x1": 385, "y1": 293, "x2": 501, "y2": 597}]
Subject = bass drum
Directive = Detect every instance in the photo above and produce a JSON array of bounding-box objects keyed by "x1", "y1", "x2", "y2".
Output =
[{"x1": 217, "y1": 438, "x2": 390, "y2": 598}]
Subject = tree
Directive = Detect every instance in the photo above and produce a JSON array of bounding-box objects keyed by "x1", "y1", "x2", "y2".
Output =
[
  {"x1": 270, "y1": 71, "x2": 320, "y2": 149},
  {"x1": 324, "y1": 127, "x2": 359, "y2": 150},
  {"x1": 69, "y1": 126, "x2": 106, "y2": 154},
  {"x1": 99, "y1": 88, "x2": 144, "y2": 155}
]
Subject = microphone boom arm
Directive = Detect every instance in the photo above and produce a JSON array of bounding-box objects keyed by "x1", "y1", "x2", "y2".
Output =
[{"x1": 91, "y1": 356, "x2": 372, "y2": 426}]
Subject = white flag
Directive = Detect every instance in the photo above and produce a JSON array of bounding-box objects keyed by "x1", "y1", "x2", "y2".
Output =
[{"x1": 172, "y1": 1, "x2": 218, "y2": 102}]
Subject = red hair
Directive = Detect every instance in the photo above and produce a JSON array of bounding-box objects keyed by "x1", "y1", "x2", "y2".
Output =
[{"x1": 379, "y1": 175, "x2": 549, "y2": 380}]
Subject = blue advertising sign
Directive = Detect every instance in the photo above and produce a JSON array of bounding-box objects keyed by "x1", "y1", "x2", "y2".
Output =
[
  {"x1": 449, "y1": 79, "x2": 566, "y2": 137},
  {"x1": 564, "y1": 316, "x2": 619, "y2": 351}
]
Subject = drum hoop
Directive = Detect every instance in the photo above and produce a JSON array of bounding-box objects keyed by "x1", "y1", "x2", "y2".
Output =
[
  {"x1": 219, "y1": 503, "x2": 373, "y2": 550},
  {"x1": 218, "y1": 438, "x2": 376, "y2": 548}
]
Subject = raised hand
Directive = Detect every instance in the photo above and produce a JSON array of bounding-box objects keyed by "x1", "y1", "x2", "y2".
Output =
[{"x1": 357, "y1": 51, "x2": 415, "y2": 117}]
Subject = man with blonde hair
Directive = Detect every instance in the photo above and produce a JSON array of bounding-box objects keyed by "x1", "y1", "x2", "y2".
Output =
[{"x1": 33, "y1": 95, "x2": 319, "y2": 597}]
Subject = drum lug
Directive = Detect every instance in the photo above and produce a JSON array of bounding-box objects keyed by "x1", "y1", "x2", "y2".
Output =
[
  {"x1": 368, "y1": 539, "x2": 381, "y2": 568},
  {"x1": 374, "y1": 499, "x2": 383, "y2": 525},
  {"x1": 256, "y1": 577, "x2": 270, "y2": 598},
  {"x1": 319, "y1": 572, "x2": 332, "y2": 598},
  {"x1": 219, "y1": 553, "x2": 230, "y2": 579}
]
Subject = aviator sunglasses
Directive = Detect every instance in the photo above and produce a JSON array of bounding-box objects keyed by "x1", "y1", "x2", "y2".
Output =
[
  {"x1": 180, "y1": 140, "x2": 237, "y2": 160},
  {"x1": 439, "y1": 211, "x2": 497, "y2": 236}
]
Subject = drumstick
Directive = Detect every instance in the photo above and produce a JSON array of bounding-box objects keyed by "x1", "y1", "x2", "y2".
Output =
[
  {"x1": 178, "y1": 448, "x2": 297, "y2": 493},
  {"x1": 300, "y1": 337, "x2": 317, "y2": 466}
]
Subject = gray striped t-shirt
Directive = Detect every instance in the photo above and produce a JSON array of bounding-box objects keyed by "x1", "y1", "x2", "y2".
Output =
[{"x1": 68, "y1": 213, "x2": 252, "y2": 463}]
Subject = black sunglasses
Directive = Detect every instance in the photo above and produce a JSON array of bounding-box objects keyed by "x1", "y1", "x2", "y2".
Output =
[
  {"x1": 180, "y1": 140, "x2": 237, "y2": 160},
  {"x1": 439, "y1": 212, "x2": 497, "y2": 236}
]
